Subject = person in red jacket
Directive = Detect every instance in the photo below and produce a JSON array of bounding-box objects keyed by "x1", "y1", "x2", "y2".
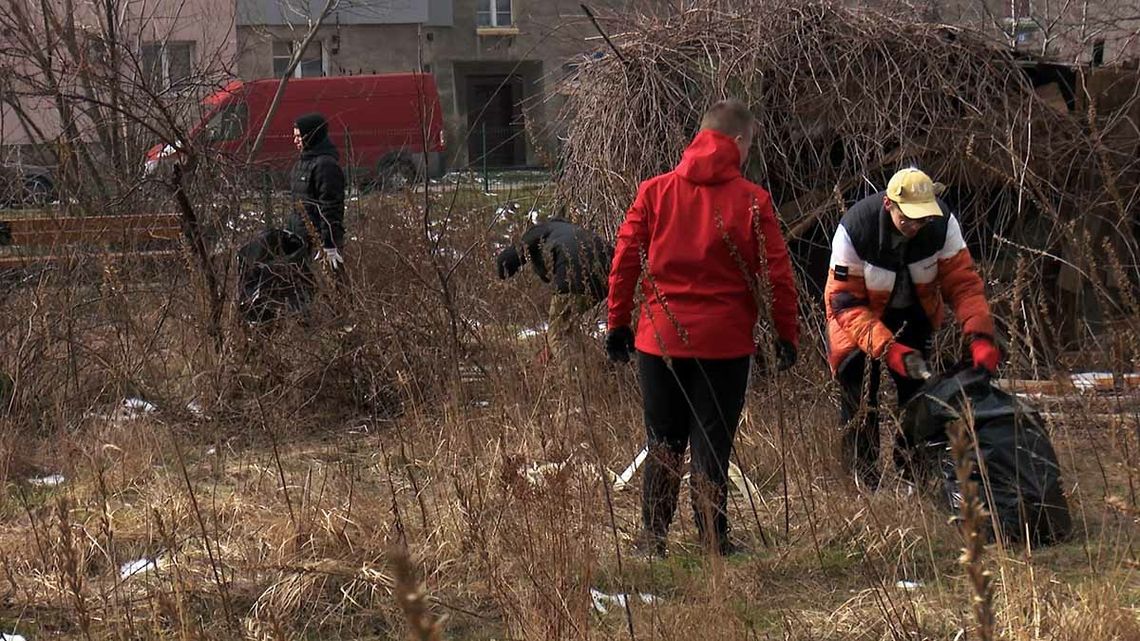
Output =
[
  {"x1": 824, "y1": 168, "x2": 999, "y2": 491},
  {"x1": 606, "y1": 99, "x2": 800, "y2": 557}
]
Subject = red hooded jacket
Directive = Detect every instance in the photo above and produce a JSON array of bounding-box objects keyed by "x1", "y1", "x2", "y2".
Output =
[{"x1": 608, "y1": 130, "x2": 799, "y2": 359}]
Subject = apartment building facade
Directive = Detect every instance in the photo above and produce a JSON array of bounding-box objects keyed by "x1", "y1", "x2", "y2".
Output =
[
  {"x1": 234, "y1": 0, "x2": 614, "y2": 168},
  {"x1": 0, "y1": 0, "x2": 238, "y2": 149}
]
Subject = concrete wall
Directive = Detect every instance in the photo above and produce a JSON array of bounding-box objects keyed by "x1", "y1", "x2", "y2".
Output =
[
  {"x1": 1, "y1": 0, "x2": 238, "y2": 148},
  {"x1": 237, "y1": 0, "x2": 427, "y2": 26},
  {"x1": 914, "y1": 0, "x2": 1140, "y2": 63}
]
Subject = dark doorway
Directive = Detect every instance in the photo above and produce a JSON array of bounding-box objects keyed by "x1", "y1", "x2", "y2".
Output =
[{"x1": 466, "y1": 74, "x2": 526, "y2": 168}]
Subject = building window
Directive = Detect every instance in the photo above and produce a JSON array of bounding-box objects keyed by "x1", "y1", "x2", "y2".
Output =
[
  {"x1": 476, "y1": 0, "x2": 512, "y2": 28},
  {"x1": 141, "y1": 41, "x2": 194, "y2": 91},
  {"x1": 272, "y1": 40, "x2": 326, "y2": 78}
]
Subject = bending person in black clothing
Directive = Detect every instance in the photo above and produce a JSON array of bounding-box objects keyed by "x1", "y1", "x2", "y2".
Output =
[
  {"x1": 496, "y1": 217, "x2": 612, "y2": 363},
  {"x1": 288, "y1": 113, "x2": 346, "y2": 277}
]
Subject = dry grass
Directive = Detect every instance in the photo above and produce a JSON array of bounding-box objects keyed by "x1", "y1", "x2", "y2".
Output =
[{"x1": 0, "y1": 183, "x2": 1135, "y2": 640}]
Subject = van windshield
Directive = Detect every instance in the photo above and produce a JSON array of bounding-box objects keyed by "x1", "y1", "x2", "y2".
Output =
[{"x1": 203, "y1": 102, "x2": 247, "y2": 142}]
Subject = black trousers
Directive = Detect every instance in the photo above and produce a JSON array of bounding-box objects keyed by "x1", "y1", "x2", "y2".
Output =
[
  {"x1": 837, "y1": 305, "x2": 932, "y2": 485},
  {"x1": 638, "y1": 351, "x2": 751, "y2": 548}
]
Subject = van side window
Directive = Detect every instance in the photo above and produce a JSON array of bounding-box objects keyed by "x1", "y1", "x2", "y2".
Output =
[{"x1": 205, "y1": 103, "x2": 248, "y2": 142}]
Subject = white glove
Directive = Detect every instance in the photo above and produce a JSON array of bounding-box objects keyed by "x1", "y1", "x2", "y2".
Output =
[{"x1": 317, "y1": 247, "x2": 344, "y2": 269}]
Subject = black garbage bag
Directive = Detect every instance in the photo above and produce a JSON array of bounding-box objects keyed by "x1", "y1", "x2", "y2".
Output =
[
  {"x1": 902, "y1": 367, "x2": 1072, "y2": 547},
  {"x1": 236, "y1": 229, "x2": 314, "y2": 324}
]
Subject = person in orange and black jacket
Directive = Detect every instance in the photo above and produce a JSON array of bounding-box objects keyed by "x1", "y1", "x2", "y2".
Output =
[
  {"x1": 824, "y1": 168, "x2": 999, "y2": 491},
  {"x1": 607, "y1": 99, "x2": 799, "y2": 557}
]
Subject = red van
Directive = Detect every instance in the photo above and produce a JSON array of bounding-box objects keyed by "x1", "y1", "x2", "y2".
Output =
[{"x1": 146, "y1": 73, "x2": 446, "y2": 189}]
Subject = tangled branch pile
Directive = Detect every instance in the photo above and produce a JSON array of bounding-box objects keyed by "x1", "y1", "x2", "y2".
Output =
[{"x1": 558, "y1": 0, "x2": 1140, "y2": 369}]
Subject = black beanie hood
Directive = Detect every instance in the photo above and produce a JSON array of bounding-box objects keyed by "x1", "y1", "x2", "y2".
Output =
[{"x1": 295, "y1": 113, "x2": 329, "y2": 150}]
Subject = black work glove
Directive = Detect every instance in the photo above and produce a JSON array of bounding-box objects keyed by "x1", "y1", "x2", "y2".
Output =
[
  {"x1": 775, "y1": 339, "x2": 797, "y2": 372},
  {"x1": 605, "y1": 326, "x2": 635, "y2": 363}
]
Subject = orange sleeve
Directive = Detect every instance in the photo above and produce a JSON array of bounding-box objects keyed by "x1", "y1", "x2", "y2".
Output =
[{"x1": 937, "y1": 216, "x2": 994, "y2": 338}]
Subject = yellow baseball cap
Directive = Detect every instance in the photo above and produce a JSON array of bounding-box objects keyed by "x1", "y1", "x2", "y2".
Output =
[{"x1": 886, "y1": 168, "x2": 943, "y2": 219}]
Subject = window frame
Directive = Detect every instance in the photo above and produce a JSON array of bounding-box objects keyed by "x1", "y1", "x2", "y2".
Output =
[
  {"x1": 271, "y1": 39, "x2": 327, "y2": 79},
  {"x1": 476, "y1": 0, "x2": 513, "y2": 28},
  {"x1": 141, "y1": 41, "x2": 196, "y2": 92}
]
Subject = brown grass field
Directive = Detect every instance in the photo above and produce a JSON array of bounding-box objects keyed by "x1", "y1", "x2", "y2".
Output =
[{"x1": 0, "y1": 188, "x2": 1138, "y2": 641}]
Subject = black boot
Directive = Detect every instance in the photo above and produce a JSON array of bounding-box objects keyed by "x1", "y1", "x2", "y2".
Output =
[
  {"x1": 842, "y1": 421, "x2": 881, "y2": 492},
  {"x1": 691, "y1": 474, "x2": 732, "y2": 555}
]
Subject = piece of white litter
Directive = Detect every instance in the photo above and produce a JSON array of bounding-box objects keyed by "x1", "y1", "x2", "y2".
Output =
[
  {"x1": 205, "y1": 447, "x2": 217, "y2": 456},
  {"x1": 589, "y1": 588, "x2": 660, "y2": 615},
  {"x1": 727, "y1": 461, "x2": 761, "y2": 500},
  {"x1": 28, "y1": 474, "x2": 65, "y2": 487},
  {"x1": 120, "y1": 557, "x2": 161, "y2": 580},
  {"x1": 524, "y1": 461, "x2": 567, "y2": 488},
  {"x1": 592, "y1": 320, "x2": 608, "y2": 338},
  {"x1": 613, "y1": 447, "x2": 648, "y2": 491},
  {"x1": 186, "y1": 401, "x2": 204, "y2": 416},
  {"x1": 896, "y1": 580, "x2": 923, "y2": 590},
  {"x1": 613, "y1": 448, "x2": 762, "y2": 499},
  {"x1": 123, "y1": 398, "x2": 157, "y2": 413},
  {"x1": 2, "y1": 633, "x2": 28, "y2": 641},
  {"x1": 472, "y1": 400, "x2": 491, "y2": 408},
  {"x1": 516, "y1": 324, "x2": 548, "y2": 340}
]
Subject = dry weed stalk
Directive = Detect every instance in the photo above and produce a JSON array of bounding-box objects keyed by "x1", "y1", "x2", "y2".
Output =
[
  {"x1": 53, "y1": 497, "x2": 93, "y2": 640},
  {"x1": 949, "y1": 418, "x2": 997, "y2": 641},
  {"x1": 390, "y1": 546, "x2": 445, "y2": 641}
]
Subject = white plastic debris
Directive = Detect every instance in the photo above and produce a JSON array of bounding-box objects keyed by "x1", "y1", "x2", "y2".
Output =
[
  {"x1": 1071, "y1": 372, "x2": 1114, "y2": 391},
  {"x1": 896, "y1": 580, "x2": 923, "y2": 590},
  {"x1": 186, "y1": 401, "x2": 204, "y2": 416},
  {"x1": 524, "y1": 461, "x2": 568, "y2": 487},
  {"x1": 471, "y1": 400, "x2": 491, "y2": 408},
  {"x1": 516, "y1": 323, "x2": 548, "y2": 340},
  {"x1": 589, "y1": 588, "x2": 660, "y2": 615},
  {"x1": 123, "y1": 398, "x2": 157, "y2": 414},
  {"x1": 28, "y1": 474, "x2": 65, "y2": 487},
  {"x1": 613, "y1": 447, "x2": 648, "y2": 491},
  {"x1": 727, "y1": 461, "x2": 761, "y2": 500},
  {"x1": 2, "y1": 633, "x2": 28, "y2": 641},
  {"x1": 120, "y1": 557, "x2": 161, "y2": 580},
  {"x1": 1070, "y1": 372, "x2": 1140, "y2": 391},
  {"x1": 612, "y1": 448, "x2": 762, "y2": 499},
  {"x1": 591, "y1": 320, "x2": 608, "y2": 338}
]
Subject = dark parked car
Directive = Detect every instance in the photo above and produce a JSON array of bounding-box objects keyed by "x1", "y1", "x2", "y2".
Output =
[{"x1": 0, "y1": 163, "x2": 55, "y2": 208}]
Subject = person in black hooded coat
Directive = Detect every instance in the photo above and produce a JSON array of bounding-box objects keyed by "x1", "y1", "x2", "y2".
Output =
[{"x1": 288, "y1": 113, "x2": 346, "y2": 271}]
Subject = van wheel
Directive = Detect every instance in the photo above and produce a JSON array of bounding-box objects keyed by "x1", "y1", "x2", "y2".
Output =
[
  {"x1": 375, "y1": 158, "x2": 417, "y2": 193},
  {"x1": 23, "y1": 177, "x2": 53, "y2": 207}
]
